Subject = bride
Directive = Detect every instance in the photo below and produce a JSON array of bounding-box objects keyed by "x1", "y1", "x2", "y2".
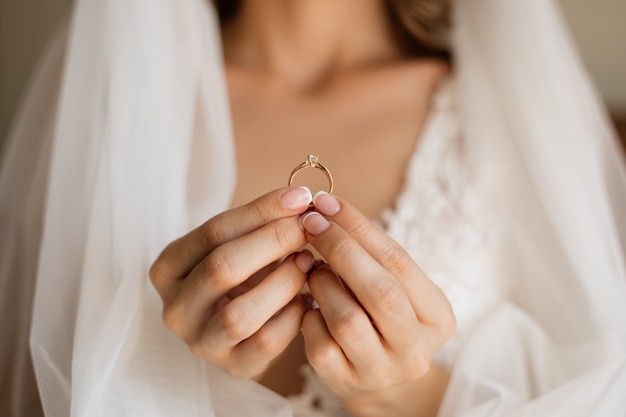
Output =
[{"x1": 1, "y1": 0, "x2": 625, "y2": 416}]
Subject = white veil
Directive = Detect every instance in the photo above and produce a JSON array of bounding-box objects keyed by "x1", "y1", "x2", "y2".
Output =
[
  {"x1": 440, "y1": 1, "x2": 626, "y2": 415},
  {"x1": 1, "y1": 0, "x2": 625, "y2": 416}
]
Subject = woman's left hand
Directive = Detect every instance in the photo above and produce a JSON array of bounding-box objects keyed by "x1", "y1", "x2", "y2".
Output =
[{"x1": 299, "y1": 192, "x2": 456, "y2": 417}]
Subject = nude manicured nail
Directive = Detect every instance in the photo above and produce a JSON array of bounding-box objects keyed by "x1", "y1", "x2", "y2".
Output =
[
  {"x1": 313, "y1": 191, "x2": 341, "y2": 216},
  {"x1": 280, "y1": 187, "x2": 312, "y2": 210},
  {"x1": 301, "y1": 212, "x2": 330, "y2": 236},
  {"x1": 295, "y1": 251, "x2": 315, "y2": 273}
]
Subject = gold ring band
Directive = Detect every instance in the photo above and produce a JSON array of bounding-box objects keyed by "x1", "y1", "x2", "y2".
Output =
[{"x1": 288, "y1": 155, "x2": 334, "y2": 194}]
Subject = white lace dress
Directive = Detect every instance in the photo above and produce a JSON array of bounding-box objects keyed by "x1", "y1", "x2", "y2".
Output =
[
  {"x1": 6, "y1": 2, "x2": 624, "y2": 415},
  {"x1": 289, "y1": 81, "x2": 506, "y2": 417}
]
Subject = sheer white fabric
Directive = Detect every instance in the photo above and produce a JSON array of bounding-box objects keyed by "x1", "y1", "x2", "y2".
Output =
[
  {"x1": 440, "y1": 1, "x2": 626, "y2": 414},
  {"x1": 1, "y1": 0, "x2": 625, "y2": 416},
  {"x1": 290, "y1": 80, "x2": 505, "y2": 417}
]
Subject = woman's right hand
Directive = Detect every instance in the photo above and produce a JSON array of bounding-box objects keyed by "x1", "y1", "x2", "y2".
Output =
[{"x1": 150, "y1": 187, "x2": 314, "y2": 378}]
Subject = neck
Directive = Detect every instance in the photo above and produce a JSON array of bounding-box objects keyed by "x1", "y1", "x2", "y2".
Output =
[{"x1": 220, "y1": 0, "x2": 406, "y2": 90}]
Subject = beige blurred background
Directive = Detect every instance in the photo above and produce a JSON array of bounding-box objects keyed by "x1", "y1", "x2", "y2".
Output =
[{"x1": 1, "y1": 0, "x2": 625, "y2": 150}]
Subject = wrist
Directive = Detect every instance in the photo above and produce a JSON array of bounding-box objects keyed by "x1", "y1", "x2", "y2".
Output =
[{"x1": 340, "y1": 364, "x2": 450, "y2": 417}]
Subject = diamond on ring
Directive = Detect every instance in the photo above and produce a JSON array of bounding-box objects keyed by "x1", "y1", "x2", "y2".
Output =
[{"x1": 288, "y1": 155, "x2": 334, "y2": 194}]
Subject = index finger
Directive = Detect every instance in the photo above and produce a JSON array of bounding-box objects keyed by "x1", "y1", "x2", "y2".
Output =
[
  {"x1": 310, "y1": 192, "x2": 452, "y2": 328},
  {"x1": 150, "y1": 187, "x2": 312, "y2": 290},
  {"x1": 313, "y1": 192, "x2": 418, "y2": 278}
]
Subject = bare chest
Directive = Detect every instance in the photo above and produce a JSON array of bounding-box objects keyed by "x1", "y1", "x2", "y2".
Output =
[
  {"x1": 227, "y1": 69, "x2": 440, "y2": 218},
  {"x1": 225, "y1": 62, "x2": 448, "y2": 395}
]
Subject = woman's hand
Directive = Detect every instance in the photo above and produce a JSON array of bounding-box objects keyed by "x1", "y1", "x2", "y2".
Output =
[
  {"x1": 300, "y1": 192, "x2": 456, "y2": 417},
  {"x1": 149, "y1": 187, "x2": 315, "y2": 378}
]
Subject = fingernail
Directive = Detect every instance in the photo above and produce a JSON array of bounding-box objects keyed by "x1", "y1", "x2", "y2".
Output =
[
  {"x1": 301, "y1": 212, "x2": 330, "y2": 236},
  {"x1": 313, "y1": 191, "x2": 341, "y2": 216},
  {"x1": 295, "y1": 250, "x2": 315, "y2": 273},
  {"x1": 280, "y1": 187, "x2": 312, "y2": 210}
]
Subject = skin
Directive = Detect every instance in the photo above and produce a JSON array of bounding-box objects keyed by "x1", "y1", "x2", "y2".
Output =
[{"x1": 151, "y1": 0, "x2": 455, "y2": 415}]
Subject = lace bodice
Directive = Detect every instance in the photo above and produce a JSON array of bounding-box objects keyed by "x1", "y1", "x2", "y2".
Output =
[{"x1": 290, "y1": 81, "x2": 505, "y2": 416}]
